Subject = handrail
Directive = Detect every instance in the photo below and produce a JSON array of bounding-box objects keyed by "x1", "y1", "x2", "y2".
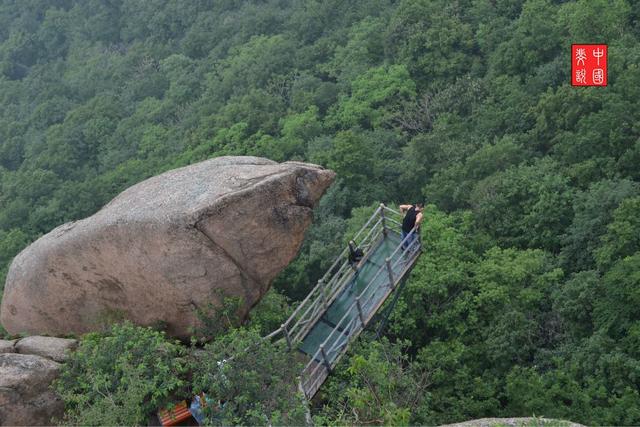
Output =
[
  {"x1": 240, "y1": 203, "x2": 420, "y2": 399},
  {"x1": 284, "y1": 206, "x2": 381, "y2": 326},
  {"x1": 300, "y1": 230, "x2": 421, "y2": 388},
  {"x1": 261, "y1": 204, "x2": 417, "y2": 385},
  {"x1": 301, "y1": 238, "x2": 421, "y2": 395},
  {"x1": 305, "y1": 232, "x2": 419, "y2": 359},
  {"x1": 319, "y1": 206, "x2": 382, "y2": 284},
  {"x1": 280, "y1": 205, "x2": 403, "y2": 345}
]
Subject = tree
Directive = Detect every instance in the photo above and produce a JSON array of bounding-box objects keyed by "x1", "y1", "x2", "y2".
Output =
[
  {"x1": 470, "y1": 158, "x2": 574, "y2": 252},
  {"x1": 258, "y1": 106, "x2": 322, "y2": 161},
  {"x1": 595, "y1": 196, "x2": 640, "y2": 270},
  {"x1": 190, "y1": 327, "x2": 307, "y2": 426},
  {"x1": 559, "y1": 0, "x2": 631, "y2": 44},
  {"x1": 327, "y1": 64, "x2": 416, "y2": 130},
  {"x1": 316, "y1": 338, "x2": 430, "y2": 426},
  {"x1": 561, "y1": 179, "x2": 638, "y2": 272},
  {"x1": 387, "y1": 0, "x2": 476, "y2": 87},
  {"x1": 488, "y1": 0, "x2": 561, "y2": 77},
  {"x1": 324, "y1": 16, "x2": 387, "y2": 87},
  {"x1": 593, "y1": 253, "x2": 640, "y2": 340}
]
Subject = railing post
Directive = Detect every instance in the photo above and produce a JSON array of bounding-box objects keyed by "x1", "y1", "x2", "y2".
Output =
[
  {"x1": 282, "y1": 322, "x2": 292, "y2": 350},
  {"x1": 355, "y1": 296, "x2": 366, "y2": 326},
  {"x1": 385, "y1": 257, "x2": 395, "y2": 288},
  {"x1": 319, "y1": 279, "x2": 327, "y2": 309},
  {"x1": 379, "y1": 203, "x2": 388, "y2": 237},
  {"x1": 319, "y1": 344, "x2": 331, "y2": 371}
]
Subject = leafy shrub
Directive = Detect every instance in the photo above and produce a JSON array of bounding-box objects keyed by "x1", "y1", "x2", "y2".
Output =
[
  {"x1": 248, "y1": 289, "x2": 293, "y2": 336},
  {"x1": 190, "y1": 327, "x2": 307, "y2": 426},
  {"x1": 54, "y1": 322, "x2": 187, "y2": 426},
  {"x1": 315, "y1": 337, "x2": 429, "y2": 426},
  {"x1": 192, "y1": 293, "x2": 243, "y2": 340}
]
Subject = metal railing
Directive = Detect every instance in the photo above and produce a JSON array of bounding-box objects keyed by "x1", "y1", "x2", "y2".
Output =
[
  {"x1": 260, "y1": 204, "x2": 422, "y2": 398},
  {"x1": 264, "y1": 204, "x2": 405, "y2": 345},
  {"x1": 299, "y1": 225, "x2": 421, "y2": 398}
]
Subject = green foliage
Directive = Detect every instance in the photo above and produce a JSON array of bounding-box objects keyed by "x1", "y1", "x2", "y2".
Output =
[
  {"x1": 388, "y1": 207, "x2": 479, "y2": 346},
  {"x1": 423, "y1": 135, "x2": 529, "y2": 210},
  {"x1": 388, "y1": 206, "x2": 572, "y2": 424},
  {"x1": 190, "y1": 327, "x2": 307, "y2": 426},
  {"x1": 561, "y1": 180, "x2": 638, "y2": 271},
  {"x1": 54, "y1": 322, "x2": 187, "y2": 426},
  {"x1": 488, "y1": 0, "x2": 561, "y2": 77},
  {"x1": 316, "y1": 337, "x2": 429, "y2": 426},
  {"x1": 470, "y1": 158, "x2": 574, "y2": 252},
  {"x1": 388, "y1": 0, "x2": 476, "y2": 86},
  {"x1": 258, "y1": 106, "x2": 321, "y2": 161},
  {"x1": 559, "y1": 0, "x2": 632, "y2": 43},
  {"x1": 593, "y1": 253, "x2": 640, "y2": 340},
  {"x1": 324, "y1": 16, "x2": 387, "y2": 85},
  {"x1": 249, "y1": 289, "x2": 293, "y2": 336},
  {"x1": 552, "y1": 271, "x2": 598, "y2": 340},
  {"x1": 327, "y1": 64, "x2": 416, "y2": 129},
  {"x1": 595, "y1": 196, "x2": 640, "y2": 270},
  {"x1": 193, "y1": 294, "x2": 242, "y2": 340}
]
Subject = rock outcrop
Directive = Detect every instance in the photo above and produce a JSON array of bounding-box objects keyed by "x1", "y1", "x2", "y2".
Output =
[
  {"x1": 439, "y1": 417, "x2": 585, "y2": 427},
  {"x1": 0, "y1": 337, "x2": 77, "y2": 425},
  {"x1": 15, "y1": 336, "x2": 78, "y2": 363},
  {"x1": 1, "y1": 156, "x2": 334, "y2": 339},
  {"x1": 0, "y1": 339, "x2": 16, "y2": 354},
  {"x1": 0, "y1": 353, "x2": 64, "y2": 425}
]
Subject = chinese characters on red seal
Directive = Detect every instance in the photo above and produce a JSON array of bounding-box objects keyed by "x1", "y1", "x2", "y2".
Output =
[{"x1": 572, "y1": 44, "x2": 607, "y2": 86}]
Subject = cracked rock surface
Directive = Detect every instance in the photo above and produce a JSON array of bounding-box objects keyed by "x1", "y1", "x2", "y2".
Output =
[
  {"x1": 0, "y1": 156, "x2": 335, "y2": 339},
  {"x1": 0, "y1": 353, "x2": 64, "y2": 425}
]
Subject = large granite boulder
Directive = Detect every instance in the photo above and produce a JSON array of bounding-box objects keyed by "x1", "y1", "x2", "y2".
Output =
[
  {"x1": 0, "y1": 353, "x2": 64, "y2": 425},
  {"x1": 1, "y1": 156, "x2": 334, "y2": 339}
]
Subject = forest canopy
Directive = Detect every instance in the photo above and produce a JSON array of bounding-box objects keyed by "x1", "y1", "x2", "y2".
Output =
[{"x1": 1, "y1": 0, "x2": 639, "y2": 425}]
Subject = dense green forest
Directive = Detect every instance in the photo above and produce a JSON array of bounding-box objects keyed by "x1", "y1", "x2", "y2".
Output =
[{"x1": 1, "y1": 0, "x2": 639, "y2": 424}]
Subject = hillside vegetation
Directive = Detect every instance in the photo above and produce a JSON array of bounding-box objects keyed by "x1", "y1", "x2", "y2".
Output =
[{"x1": 1, "y1": 0, "x2": 639, "y2": 425}]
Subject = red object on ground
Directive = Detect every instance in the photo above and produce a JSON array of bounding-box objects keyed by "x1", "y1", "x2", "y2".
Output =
[
  {"x1": 572, "y1": 44, "x2": 607, "y2": 87},
  {"x1": 158, "y1": 400, "x2": 193, "y2": 426}
]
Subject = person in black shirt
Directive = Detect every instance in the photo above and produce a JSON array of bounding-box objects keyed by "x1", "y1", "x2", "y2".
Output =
[
  {"x1": 399, "y1": 202, "x2": 424, "y2": 249},
  {"x1": 348, "y1": 240, "x2": 364, "y2": 271},
  {"x1": 346, "y1": 240, "x2": 365, "y2": 295}
]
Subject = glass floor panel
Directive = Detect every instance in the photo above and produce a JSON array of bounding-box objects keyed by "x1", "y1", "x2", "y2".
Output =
[{"x1": 299, "y1": 231, "x2": 406, "y2": 361}]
